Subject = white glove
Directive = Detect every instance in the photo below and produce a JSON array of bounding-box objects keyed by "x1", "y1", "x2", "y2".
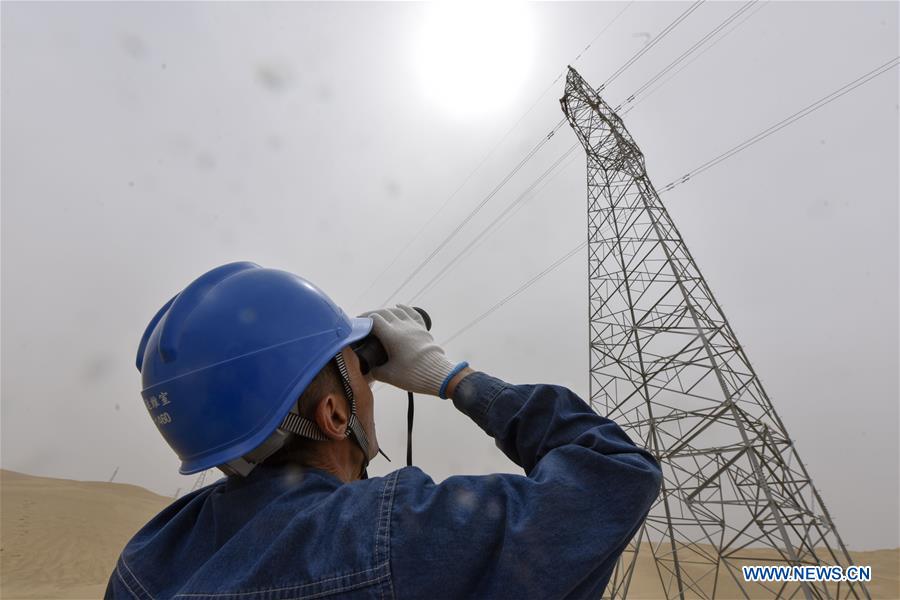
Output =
[{"x1": 356, "y1": 304, "x2": 468, "y2": 398}]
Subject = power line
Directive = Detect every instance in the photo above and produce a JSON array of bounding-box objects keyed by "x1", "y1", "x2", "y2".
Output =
[
  {"x1": 622, "y1": 0, "x2": 770, "y2": 114},
  {"x1": 379, "y1": 120, "x2": 566, "y2": 306},
  {"x1": 353, "y1": 119, "x2": 558, "y2": 309},
  {"x1": 616, "y1": 0, "x2": 760, "y2": 111},
  {"x1": 600, "y1": 0, "x2": 706, "y2": 91},
  {"x1": 379, "y1": 2, "x2": 709, "y2": 306},
  {"x1": 440, "y1": 240, "x2": 588, "y2": 347},
  {"x1": 407, "y1": 143, "x2": 581, "y2": 304},
  {"x1": 351, "y1": 148, "x2": 494, "y2": 307},
  {"x1": 353, "y1": 2, "x2": 635, "y2": 308},
  {"x1": 661, "y1": 55, "x2": 900, "y2": 192},
  {"x1": 438, "y1": 56, "x2": 899, "y2": 346}
]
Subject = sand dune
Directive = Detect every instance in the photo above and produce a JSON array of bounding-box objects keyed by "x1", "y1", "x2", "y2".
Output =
[
  {"x1": 1, "y1": 469, "x2": 897, "y2": 599},
  {"x1": 1, "y1": 469, "x2": 172, "y2": 599}
]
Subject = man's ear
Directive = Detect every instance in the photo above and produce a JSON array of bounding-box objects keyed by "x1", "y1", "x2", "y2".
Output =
[{"x1": 313, "y1": 392, "x2": 350, "y2": 441}]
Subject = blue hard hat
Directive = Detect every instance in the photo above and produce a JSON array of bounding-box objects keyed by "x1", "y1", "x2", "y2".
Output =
[{"x1": 135, "y1": 262, "x2": 373, "y2": 475}]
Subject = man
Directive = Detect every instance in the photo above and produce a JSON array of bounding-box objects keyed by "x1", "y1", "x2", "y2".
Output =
[{"x1": 106, "y1": 261, "x2": 661, "y2": 599}]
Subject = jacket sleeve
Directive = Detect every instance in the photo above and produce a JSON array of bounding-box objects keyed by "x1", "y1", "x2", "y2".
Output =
[{"x1": 389, "y1": 371, "x2": 662, "y2": 600}]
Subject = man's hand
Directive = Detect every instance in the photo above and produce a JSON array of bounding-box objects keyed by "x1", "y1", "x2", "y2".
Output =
[{"x1": 357, "y1": 304, "x2": 469, "y2": 398}]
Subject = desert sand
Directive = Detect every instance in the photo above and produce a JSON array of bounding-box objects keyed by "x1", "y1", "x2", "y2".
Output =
[{"x1": 1, "y1": 469, "x2": 897, "y2": 599}]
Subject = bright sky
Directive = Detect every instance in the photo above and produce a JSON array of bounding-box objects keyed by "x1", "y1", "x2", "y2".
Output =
[{"x1": 2, "y1": 2, "x2": 897, "y2": 550}]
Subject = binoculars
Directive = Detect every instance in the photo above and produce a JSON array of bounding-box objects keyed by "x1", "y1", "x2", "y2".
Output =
[{"x1": 350, "y1": 306, "x2": 432, "y2": 375}]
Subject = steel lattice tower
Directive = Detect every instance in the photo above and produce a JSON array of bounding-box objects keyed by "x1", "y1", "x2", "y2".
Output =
[{"x1": 560, "y1": 67, "x2": 868, "y2": 600}]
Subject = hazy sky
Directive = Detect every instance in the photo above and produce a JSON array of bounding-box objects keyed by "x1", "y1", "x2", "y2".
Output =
[{"x1": 2, "y1": 2, "x2": 897, "y2": 550}]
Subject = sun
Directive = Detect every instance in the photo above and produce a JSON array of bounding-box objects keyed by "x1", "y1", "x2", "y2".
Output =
[{"x1": 412, "y1": 2, "x2": 536, "y2": 119}]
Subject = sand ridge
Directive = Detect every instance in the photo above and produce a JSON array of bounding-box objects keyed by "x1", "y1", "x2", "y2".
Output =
[{"x1": 2, "y1": 469, "x2": 171, "y2": 599}]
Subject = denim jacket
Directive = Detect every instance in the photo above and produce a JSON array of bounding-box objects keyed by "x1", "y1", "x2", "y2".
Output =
[{"x1": 105, "y1": 371, "x2": 662, "y2": 599}]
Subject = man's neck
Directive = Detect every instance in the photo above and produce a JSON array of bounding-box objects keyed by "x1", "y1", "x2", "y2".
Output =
[{"x1": 297, "y1": 440, "x2": 364, "y2": 484}]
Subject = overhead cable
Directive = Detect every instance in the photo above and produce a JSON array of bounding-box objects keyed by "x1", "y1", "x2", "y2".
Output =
[
  {"x1": 439, "y1": 240, "x2": 588, "y2": 347},
  {"x1": 661, "y1": 56, "x2": 900, "y2": 192},
  {"x1": 623, "y1": 1, "x2": 770, "y2": 113},
  {"x1": 379, "y1": 2, "x2": 708, "y2": 306},
  {"x1": 616, "y1": 0, "x2": 759, "y2": 110},
  {"x1": 600, "y1": 0, "x2": 706, "y2": 91},
  {"x1": 379, "y1": 121, "x2": 566, "y2": 306},
  {"x1": 354, "y1": 2, "x2": 635, "y2": 307},
  {"x1": 407, "y1": 143, "x2": 581, "y2": 304}
]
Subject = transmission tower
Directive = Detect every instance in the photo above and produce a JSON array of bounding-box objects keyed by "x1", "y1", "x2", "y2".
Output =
[{"x1": 560, "y1": 66, "x2": 867, "y2": 600}]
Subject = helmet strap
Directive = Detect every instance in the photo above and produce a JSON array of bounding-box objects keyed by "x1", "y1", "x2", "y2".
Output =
[
  {"x1": 277, "y1": 352, "x2": 375, "y2": 464},
  {"x1": 223, "y1": 351, "x2": 376, "y2": 478},
  {"x1": 332, "y1": 351, "x2": 377, "y2": 468}
]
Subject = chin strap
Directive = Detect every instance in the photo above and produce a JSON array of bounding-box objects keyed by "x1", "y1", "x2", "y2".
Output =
[
  {"x1": 276, "y1": 351, "x2": 377, "y2": 467},
  {"x1": 332, "y1": 351, "x2": 377, "y2": 467},
  {"x1": 221, "y1": 350, "x2": 381, "y2": 478}
]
